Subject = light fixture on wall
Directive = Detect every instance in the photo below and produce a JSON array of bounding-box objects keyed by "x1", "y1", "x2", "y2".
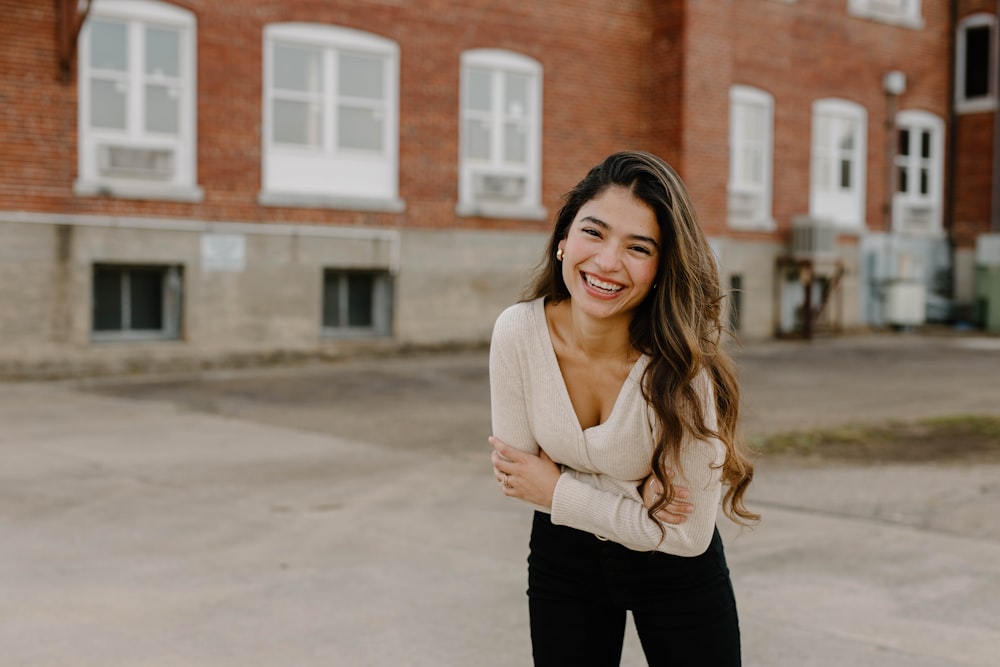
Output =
[
  {"x1": 883, "y1": 70, "x2": 907, "y2": 96},
  {"x1": 882, "y1": 70, "x2": 907, "y2": 232}
]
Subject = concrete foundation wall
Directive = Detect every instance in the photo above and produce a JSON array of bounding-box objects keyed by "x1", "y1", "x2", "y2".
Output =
[{"x1": 0, "y1": 217, "x2": 549, "y2": 376}]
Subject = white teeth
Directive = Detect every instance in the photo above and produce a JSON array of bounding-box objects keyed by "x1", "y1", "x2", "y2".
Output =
[{"x1": 584, "y1": 274, "x2": 623, "y2": 293}]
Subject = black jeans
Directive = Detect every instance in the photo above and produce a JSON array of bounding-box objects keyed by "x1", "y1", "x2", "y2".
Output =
[{"x1": 527, "y1": 511, "x2": 741, "y2": 666}]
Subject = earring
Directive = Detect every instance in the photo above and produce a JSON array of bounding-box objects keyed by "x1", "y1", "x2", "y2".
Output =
[{"x1": 556, "y1": 248, "x2": 564, "y2": 262}]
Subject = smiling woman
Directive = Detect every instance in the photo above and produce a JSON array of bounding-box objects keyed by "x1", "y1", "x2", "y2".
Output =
[{"x1": 488, "y1": 151, "x2": 757, "y2": 666}]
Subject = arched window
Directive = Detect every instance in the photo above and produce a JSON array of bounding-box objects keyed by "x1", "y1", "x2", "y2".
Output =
[
  {"x1": 893, "y1": 110, "x2": 944, "y2": 234},
  {"x1": 809, "y1": 98, "x2": 868, "y2": 228},
  {"x1": 457, "y1": 49, "x2": 544, "y2": 220},
  {"x1": 956, "y1": 13, "x2": 997, "y2": 113},
  {"x1": 728, "y1": 85, "x2": 775, "y2": 230},
  {"x1": 260, "y1": 24, "x2": 402, "y2": 212},
  {"x1": 76, "y1": 0, "x2": 200, "y2": 201}
]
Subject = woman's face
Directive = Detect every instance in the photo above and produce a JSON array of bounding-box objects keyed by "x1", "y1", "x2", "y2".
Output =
[{"x1": 558, "y1": 185, "x2": 661, "y2": 324}]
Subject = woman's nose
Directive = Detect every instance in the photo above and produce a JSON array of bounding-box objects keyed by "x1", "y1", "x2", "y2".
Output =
[{"x1": 594, "y1": 243, "x2": 622, "y2": 271}]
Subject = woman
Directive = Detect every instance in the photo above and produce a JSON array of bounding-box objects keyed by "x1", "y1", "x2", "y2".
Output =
[{"x1": 489, "y1": 151, "x2": 757, "y2": 666}]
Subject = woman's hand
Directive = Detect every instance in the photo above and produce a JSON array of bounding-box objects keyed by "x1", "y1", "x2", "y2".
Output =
[
  {"x1": 640, "y1": 472, "x2": 694, "y2": 525},
  {"x1": 490, "y1": 436, "x2": 561, "y2": 508}
]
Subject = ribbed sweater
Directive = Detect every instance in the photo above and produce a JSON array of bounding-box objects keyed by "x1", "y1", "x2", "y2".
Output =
[{"x1": 489, "y1": 298, "x2": 725, "y2": 556}]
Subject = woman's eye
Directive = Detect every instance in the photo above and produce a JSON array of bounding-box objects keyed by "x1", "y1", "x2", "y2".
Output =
[
  {"x1": 582, "y1": 228, "x2": 601, "y2": 237},
  {"x1": 630, "y1": 246, "x2": 652, "y2": 255}
]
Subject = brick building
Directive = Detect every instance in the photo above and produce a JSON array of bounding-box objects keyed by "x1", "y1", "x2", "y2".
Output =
[{"x1": 0, "y1": 0, "x2": 996, "y2": 376}]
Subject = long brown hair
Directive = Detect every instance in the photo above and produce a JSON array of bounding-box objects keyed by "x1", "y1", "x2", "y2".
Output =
[{"x1": 525, "y1": 151, "x2": 758, "y2": 527}]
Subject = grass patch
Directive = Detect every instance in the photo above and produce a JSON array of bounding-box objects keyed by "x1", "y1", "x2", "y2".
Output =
[{"x1": 751, "y1": 414, "x2": 1000, "y2": 463}]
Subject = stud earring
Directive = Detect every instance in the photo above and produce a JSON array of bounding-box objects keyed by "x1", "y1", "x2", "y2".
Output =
[{"x1": 556, "y1": 248, "x2": 564, "y2": 262}]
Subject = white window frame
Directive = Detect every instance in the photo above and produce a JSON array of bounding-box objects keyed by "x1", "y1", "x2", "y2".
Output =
[
  {"x1": 260, "y1": 24, "x2": 403, "y2": 212},
  {"x1": 457, "y1": 49, "x2": 544, "y2": 221},
  {"x1": 956, "y1": 13, "x2": 997, "y2": 114},
  {"x1": 727, "y1": 85, "x2": 775, "y2": 230},
  {"x1": 76, "y1": 0, "x2": 200, "y2": 202},
  {"x1": 321, "y1": 269, "x2": 393, "y2": 338},
  {"x1": 809, "y1": 99, "x2": 868, "y2": 230},
  {"x1": 91, "y1": 263, "x2": 183, "y2": 342},
  {"x1": 892, "y1": 110, "x2": 944, "y2": 236},
  {"x1": 847, "y1": 0, "x2": 924, "y2": 29}
]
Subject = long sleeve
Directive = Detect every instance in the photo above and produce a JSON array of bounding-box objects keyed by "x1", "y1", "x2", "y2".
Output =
[
  {"x1": 551, "y1": 435, "x2": 723, "y2": 556},
  {"x1": 550, "y1": 373, "x2": 725, "y2": 556},
  {"x1": 488, "y1": 300, "x2": 724, "y2": 556},
  {"x1": 489, "y1": 318, "x2": 540, "y2": 456}
]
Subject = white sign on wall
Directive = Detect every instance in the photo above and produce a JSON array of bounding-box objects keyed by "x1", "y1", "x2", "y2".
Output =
[{"x1": 201, "y1": 233, "x2": 246, "y2": 271}]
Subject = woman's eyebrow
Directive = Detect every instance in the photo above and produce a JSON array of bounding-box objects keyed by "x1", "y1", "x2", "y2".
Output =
[{"x1": 580, "y1": 216, "x2": 659, "y2": 249}]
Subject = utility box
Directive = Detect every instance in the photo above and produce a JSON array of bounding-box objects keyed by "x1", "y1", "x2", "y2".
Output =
[
  {"x1": 975, "y1": 235, "x2": 1000, "y2": 332},
  {"x1": 884, "y1": 280, "x2": 926, "y2": 328}
]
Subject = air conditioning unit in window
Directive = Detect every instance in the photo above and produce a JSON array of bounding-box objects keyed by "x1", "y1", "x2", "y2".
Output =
[
  {"x1": 472, "y1": 172, "x2": 526, "y2": 202},
  {"x1": 791, "y1": 216, "x2": 837, "y2": 259},
  {"x1": 97, "y1": 144, "x2": 175, "y2": 179},
  {"x1": 727, "y1": 191, "x2": 761, "y2": 225},
  {"x1": 899, "y1": 204, "x2": 933, "y2": 232}
]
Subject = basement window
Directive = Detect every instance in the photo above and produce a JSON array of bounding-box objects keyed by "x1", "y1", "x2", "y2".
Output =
[
  {"x1": 321, "y1": 269, "x2": 393, "y2": 337},
  {"x1": 92, "y1": 264, "x2": 183, "y2": 341}
]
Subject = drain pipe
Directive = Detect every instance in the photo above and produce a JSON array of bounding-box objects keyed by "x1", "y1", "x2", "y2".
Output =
[
  {"x1": 946, "y1": 0, "x2": 959, "y2": 299},
  {"x1": 993, "y1": 0, "x2": 1000, "y2": 232}
]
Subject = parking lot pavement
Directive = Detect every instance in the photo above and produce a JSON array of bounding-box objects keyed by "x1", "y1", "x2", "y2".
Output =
[{"x1": 1, "y1": 332, "x2": 999, "y2": 666}]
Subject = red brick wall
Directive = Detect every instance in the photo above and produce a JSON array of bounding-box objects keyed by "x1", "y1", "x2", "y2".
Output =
[
  {"x1": 952, "y1": 0, "x2": 997, "y2": 248},
  {"x1": 674, "y1": 0, "x2": 950, "y2": 240},
  {"x1": 0, "y1": 0, "x2": 983, "y2": 246},
  {"x1": 0, "y1": 0, "x2": 658, "y2": 232}
]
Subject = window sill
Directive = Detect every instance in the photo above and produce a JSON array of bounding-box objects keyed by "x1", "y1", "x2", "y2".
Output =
[
  {"x1": 455, "y1": 201, "x2": 548, "y2": 221},
  {"x1": 75, "y1": 180, "x2": 205, "y2": 203},
  {"x1": 955, "y1": 99, "x2": 997, "y2": 115},
  {"x1": 259, "y1": 191, "x2": 406, "y2": 213},
  {"x1": 848, "y1": 8, "x2": 924, "y2": 30},
  {"x1": 320, "y1": 328, "x2": 390, "y2": 339},
  {"x1": 90, "y1": 332, "x2": 181, "y2": 343},
  {"x1": 727, "y1": 217, "x2": 777, "y2": 232}
]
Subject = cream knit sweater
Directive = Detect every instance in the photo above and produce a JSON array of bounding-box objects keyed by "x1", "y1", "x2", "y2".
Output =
[{"x1": 489, "y1": 298, "x2": 725, "y2": 556}]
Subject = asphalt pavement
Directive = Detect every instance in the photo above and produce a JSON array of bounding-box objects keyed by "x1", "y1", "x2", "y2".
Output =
[{"x1": 1, "y1": 331, "x2": 999, "y2": 666}]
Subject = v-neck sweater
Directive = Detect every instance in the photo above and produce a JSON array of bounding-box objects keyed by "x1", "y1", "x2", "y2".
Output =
[{"x1": 489, "y1": 297, "x2": 725, "y2": 556}]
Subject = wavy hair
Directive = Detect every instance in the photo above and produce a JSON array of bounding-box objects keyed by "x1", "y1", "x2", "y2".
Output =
[{"x1": 525, "y1": 151, "x2": 758, "y2": 527}]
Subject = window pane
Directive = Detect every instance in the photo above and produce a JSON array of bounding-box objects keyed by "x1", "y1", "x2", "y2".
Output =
[
  {"x1": 90, "y1": 79, "x2": 127, "y2": 129},
  {"x1": 965, "y1": 26, "x2": 990, "y2": 99},
  {"x1": 503, "y1": 122, "x2": 527, "y2": 163},
  {"x1": 145, "y1": 84, "x2": 179, "y2": 133},
  {"x1": 742, "y1": 105, "x2": 764, "y2": 142},
  {"x1": 839, "y1": 159, "x2": 852, "y2": 189},
  {"x1": 129, "y1": 269, "x2": 163, "y2": 330},
  {"x1": 920, "y1": 130, "x2": 931, "y2": 159},
  {"x1": 273, "y1": 99, "x2": 322, "y2": 145},
  {"x1": 145, "y1": 27, "x2": 179, "y2": 77},
  {"x1": 338, "y1": 105, "x2": 383, "y2": 151},
  {"x1": 741, "y1": 146, "x2": 762, "y2": 185},
  {"x1": 814, "y1": 116, "x2": 830, "y2": 150},
  {"x1": 274, "y1": 44, "x2": 322, "y2": 93},
  {"x1": 322, "y1": 273, "x2": 342, "y2": 327},
  {"x1": 898, "y1": 128, "x2": 910, "y2": 156},
  {"x1": 93, "y1": 267, "x2": 123, "y2": 331},
  {"x1": 811, "y1": 156, "x2": 829, "y2": 190},
  {"x1": 838, "y1": 120, "x2": 855, "y2": 150},
  {"x1": 91, "y1": 20, "x2": 127, "y2": 71},
  {"x1": 505, "y1": 73, "x2": 528, "y2": 118},
  {"x1": 898, "y1": 165, "x2": 908, "y2": 193},
  {"x1": 339, "y1": 53, "x2": 383, "y2": 100},
  {"x1": 465, "y1": 68, "x2": 492, "y2": 112},
  {"x1": 919, "y1": 168, "x2": 929, "y2": 195},
  {"x1": 347, "y1": 274, "x2": 374, "y2": 327},
  {"x1": 465, "y1": 118, "x2": 490, "y2": 159}
]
